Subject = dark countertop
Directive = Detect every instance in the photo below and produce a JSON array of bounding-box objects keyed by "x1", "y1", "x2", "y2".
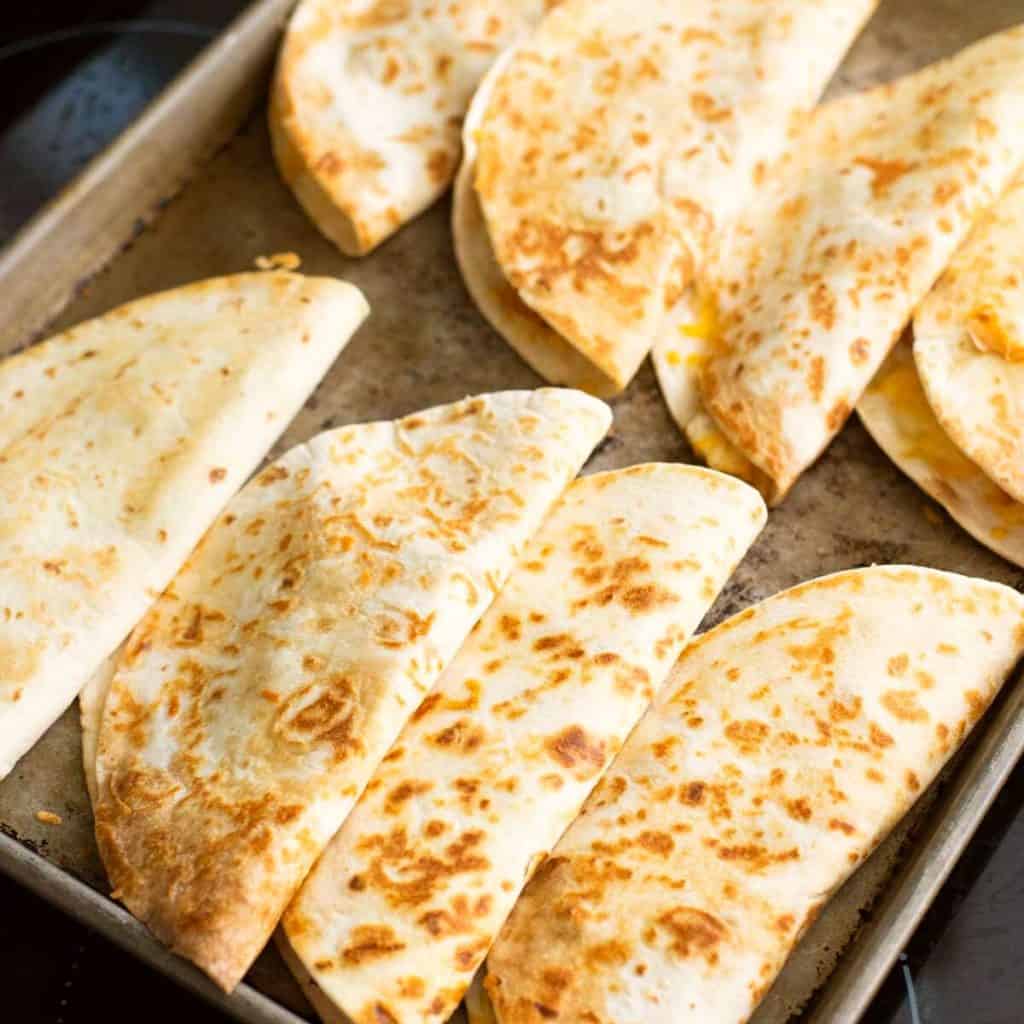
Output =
[{"x1": 0, "y1": 5, "x2": 1021, "y2": 1023}]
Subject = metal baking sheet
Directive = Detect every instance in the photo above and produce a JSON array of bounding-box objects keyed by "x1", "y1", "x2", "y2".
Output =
[{"x1": 2, "y1": 1, "x2": 1024, "y2": 1022}]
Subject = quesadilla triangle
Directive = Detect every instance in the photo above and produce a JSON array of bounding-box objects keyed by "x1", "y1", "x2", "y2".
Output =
[
  {"x1": 699, "y1": 26, "x2": 1024, "y2": 505},
  {"x1": 914, "y1": 170, "x2": 1024, "y2": 505},
  {"x1": 269, "y1": 0, "x2": 550, "y2": 257},
  {"x1": 93, "y1": 389, "x2": 611, "y2": 994},
  {"x1": 461, "y1": 0, "x2": 879, "y2": 395},
  {"x1": 479, "y1": 566, "x2": 1024, "y2": 1024},
  {"x1": 0, "y1": 271, "x2": 367, "y2": 782},
  {"x1": 281, "y1": 464, "x2": 767, "y2": 1024},
  {"x1": 858, "y1": 340, "x2": 1024, "y2": 568}
]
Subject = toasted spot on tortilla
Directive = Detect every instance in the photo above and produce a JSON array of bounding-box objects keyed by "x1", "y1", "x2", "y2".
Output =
[
  {"x1": 656, "y1": 907, "x2": 728, "y2": 961},
  {"x1": 384, "y1": 779, "x2": 432, "y2": 814},
  {"x1": 358, "y1": 826, "x2": 490, "y2": 908},
  {"x1": 852, "y1": 155, "x2": 917, "y2": 197},
  {"x1": 724, "y1": 719, "x2": 770, "y2": 753},
  {"x1": 881, "y1": 689, "x2": 930, "y2": 723},
  {"x1": 887, "y1": 653, "x2": 909, "y2": 676},
  {"x1": 343, "y1": 924, "x2": 406, "y2": 965},
  {"x1": 544, "y1": 725, "x2": 606, "y2": 780},
  {"x1": 637, "y1": 831, "x2": 674, "y2": 857},
  {"x1": 397, "y1": 976, "x2": 426, "y2": 998}
]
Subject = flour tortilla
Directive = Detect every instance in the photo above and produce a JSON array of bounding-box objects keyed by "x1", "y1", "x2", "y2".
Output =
[
  {"x1": 858, "y1": 339, "x2": 1024, "y2": 568},
  {"x1": 454, "y1": 48, "x2": 620, "y2": 398},
  {"x1": 464, "y1": 0, "x2": 877, "y2": 394},
  {"x1": 480, "y1": 566, "x2": 1024, "y2": 1024},
  {"x1": 93, "y1": 389, "x2": 610, "y2": 993},
  {"x1": 270, "y1": 0, "x2": 551, "y2": 256},
  {"x1": 914, "y1": 171, "x2": 1024, "y2": 505},
  {"x1": 0, "y1": 271, "x2": 366, "y2": 781},
  {"x1": 282, "y1": 464, "x2": 766, "y2": 1024},
  {"x1": 701, "y1": 26, "x2": 1024, "y2": 504}
]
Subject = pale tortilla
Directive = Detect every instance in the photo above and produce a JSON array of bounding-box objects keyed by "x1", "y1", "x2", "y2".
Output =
[
  {"x1": 858, "y1": 339, "x2": 1024, "y2": 569},
  {"x1": 0, "y1": 272, "x2": 367, "y2": 781},
  {"x1": 466, "y1": 0, "x2": 878, "y2": 393},
  {"x1": 282, "y1": 464, "x2": 766, "y2": 1024},
  {"x1": 481, "y1": 566, "x2": 1024, "y2": 1024},
  {"x1": 93, "y1": 389, "x2": 610, "y2": 993},
  {"x1": 701, "y1": 26, "x2": 1024, "y2": 503},
  {"x1": 914, "y1": 170, "x2": 1024, "y2": 504},
  {"x1": 270, "y1": 0, "x2": 551, "y2": 256}
]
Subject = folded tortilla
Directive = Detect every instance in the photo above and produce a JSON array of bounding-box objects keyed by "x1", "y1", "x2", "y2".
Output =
[
  {"x1": 695, "y1": 26, "x2": 1024, "y2": 503},
  {"x1": 914, "y1": 170, "x2": 1024, "y2": 504},
  {"x1": 93, "y1": 389, "x2": 610, "y2": 992},
  {"x1": 0, "y1": 271, "x2": 367, "y2": 781},
  {"x1": 858, "y1": 340, "x2": 1024, "y2": 568},
  {"x1": 480, "y1": 566, "x2": 1024, "y2": 1024},
  {"x1": 457, "y1": 0, "x2": 877, "y2": 395},
  {"x1": 281, "y1": 463, "x2": 766, "y2": 1024},
  {"x1": 270, "y1": 0, "x2": 551, "y2": 256},
  {"x1": 454, "y1": 48, "x2": 619, "y2": 399}
]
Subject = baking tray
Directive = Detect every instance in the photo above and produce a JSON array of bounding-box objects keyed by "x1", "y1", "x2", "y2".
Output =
[{"x1": 2, "y1": 1, "x2": 1024, "y2": 1022}]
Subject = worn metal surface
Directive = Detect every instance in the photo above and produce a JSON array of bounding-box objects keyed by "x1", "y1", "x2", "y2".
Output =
[{"x1": 1, "y1": 1, "x2": 1024, "y2": 1022}]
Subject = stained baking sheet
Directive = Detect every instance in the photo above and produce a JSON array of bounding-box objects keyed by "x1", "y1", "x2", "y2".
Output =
[{"x1": 2, "y1": 1, "x2": 1024, "y2": 1022}]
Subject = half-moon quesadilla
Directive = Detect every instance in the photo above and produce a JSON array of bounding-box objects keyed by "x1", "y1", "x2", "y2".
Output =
[
  {"x1": 478, "y1": 566, "x2": 1024, "y2": 1024},
  {"x1": 0, "y1": 272, "x2": 367, "y2": 781},
  {"x1": 688, "y1": 26, "x2": 1024, "y2": 503},
  {"x1": 914, "y1": 170, "x2": 1024, "y2": 504},
  {"x1": 457, "y1": 0, "x2": 878, "y2": 395},
  {"x1": 858, "y1": 340, "x2": 1024, "y2": 568},
  {"x1": 93, "y1": 389, "x2": 610, "y2": 993},
  {"x1": 270, "y1": 0, "x2": 552, "y2": 256},
  {"x1": 281, "y1": 464, "x2": 766, "y2": 1024}
]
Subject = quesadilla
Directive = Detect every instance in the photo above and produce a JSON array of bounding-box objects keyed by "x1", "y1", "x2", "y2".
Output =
[
  {"x1": 691, "y1": 26, "x2": 1024, "y2": 503},
  {"x1": 0, "y1": 271, "x2": 367, "y2": 781},
  {"x1": 457, "y1": 0, "x2": 878, "y2": 395},
  {"x1": 914, "y1": 171, "x2": 1024, "y2": 504},
  {"x1": 93, "y1": 389, "x2": 610, "y2": 993},
  {"x1": 859, "y1": 340, "x2": 1024, "y2": 568},
  {"x1": 282, "y1": 464, "x2": 767, "y2": 1024},
  {"x1": 479, "y1": 566, "x2": 1024, "y2": 1024},
  {"x1": 270, "y1": 0, "x2": 551, "y2": 256}
]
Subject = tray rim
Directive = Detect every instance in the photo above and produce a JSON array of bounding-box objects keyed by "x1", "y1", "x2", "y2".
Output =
[{"x1": 0, "y1": 830, "x2": 308, "y2": 1024}]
